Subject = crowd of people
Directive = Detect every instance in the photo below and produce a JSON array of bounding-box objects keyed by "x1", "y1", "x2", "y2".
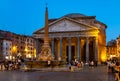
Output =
[
  {"x1": 107, "y1": 59, "x2": 120, "y2": 81},
  {"x1": 0, "y1": 57, "x2": 24, "y2": 71},
  {"x1": 69, "y1": 59, "x2": 98, "y2": 72}
]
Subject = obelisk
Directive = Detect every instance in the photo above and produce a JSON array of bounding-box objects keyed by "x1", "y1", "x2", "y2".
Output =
[{"x1": 38, "y1": 6, "x2": 54, "y2": 61}]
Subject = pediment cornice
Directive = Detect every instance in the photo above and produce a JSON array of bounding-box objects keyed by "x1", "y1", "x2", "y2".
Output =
[
  {"x1": 33, "y1": 29, "x2": 99, "y2": 38},
  {"x1": 33, "y1": 17, "x2": 99, "y2": 34}
]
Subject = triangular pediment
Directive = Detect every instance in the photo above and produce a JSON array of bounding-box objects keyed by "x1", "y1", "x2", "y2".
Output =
[{"x1": 34, "y1": 17, "x2": 98, "y2": 34}]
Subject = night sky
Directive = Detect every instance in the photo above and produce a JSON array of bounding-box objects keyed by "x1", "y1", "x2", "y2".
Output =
[{"x1": 0, "y1": 0, "x2": 120, "y2": 42}]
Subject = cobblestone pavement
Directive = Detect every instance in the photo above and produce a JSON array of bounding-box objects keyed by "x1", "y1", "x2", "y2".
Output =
[{"x1": 0, "y1": 65, "x2": 115, "y2": 81}]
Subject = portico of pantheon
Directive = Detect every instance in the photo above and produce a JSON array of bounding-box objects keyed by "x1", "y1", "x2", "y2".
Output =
[{"x1": 33, "y1": 12, "x2": 107, "y2": 64}]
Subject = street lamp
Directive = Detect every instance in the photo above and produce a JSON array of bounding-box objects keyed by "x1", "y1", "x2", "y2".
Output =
[
  {"x1": 5, "y1": 55, "x2": 9, "y2": 60},
  {"x1": 33, "y1": 48, "x2": 36, "y2": 58},
  {"x1": 25, "y1": 47, "x2": 28, "y2": 58},
  {"x1": 12, "y1": 45, "x2": 17, "y2": 60}
]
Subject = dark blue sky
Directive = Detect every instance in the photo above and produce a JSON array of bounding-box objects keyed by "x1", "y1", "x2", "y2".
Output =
[{"x1": 0, "y1": 0, "x2": 120, "y2": 42}]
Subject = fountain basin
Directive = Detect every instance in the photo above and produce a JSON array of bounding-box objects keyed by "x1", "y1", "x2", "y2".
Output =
[{"x1": 25, "y1": 60, "x2": 66, "y2": 68}]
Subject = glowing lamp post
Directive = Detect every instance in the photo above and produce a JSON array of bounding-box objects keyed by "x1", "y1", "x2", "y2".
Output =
[
  {"x1": 25, "y1": 47, "x2": 28, "y2": 58},
  {"x1": 5, "y1": 55, "x2": 9, "y2": 60},
  {"x1": 12, "y1": 46, "x2": 17, "y2": 60},
  {"x1": 33, "y1": 48, "x2": 36, "y2": 58}
]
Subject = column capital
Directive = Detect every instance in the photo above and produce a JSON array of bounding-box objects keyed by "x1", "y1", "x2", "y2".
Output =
[
  {"x1": 51, "y1": 37, "x2": 55, "y2": 40},
  {"x1": 68, "y1": 37, "x2": 71, "y2": 39},
  {"x1": 93, "y1": 36, "x2": 98, "y2": 40},
  {"x1": 86, "y1": 36, "x2": 89, "y2": 40},
  {"x1": 60, "y1": 37, "x2": 63, "y2": 39},
  {"x1": 77, "y1": 36, "x2": 81, "y2": 40}
]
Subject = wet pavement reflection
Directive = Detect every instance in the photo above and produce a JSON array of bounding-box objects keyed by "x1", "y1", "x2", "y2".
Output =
[{"x1": 0, "y1": 65, "x2": 115, "y2": 81}]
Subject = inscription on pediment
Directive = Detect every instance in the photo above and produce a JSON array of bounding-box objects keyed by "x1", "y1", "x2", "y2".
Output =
[{"x1": 49, "y1": 20, "x2": 88, "y2": 32}]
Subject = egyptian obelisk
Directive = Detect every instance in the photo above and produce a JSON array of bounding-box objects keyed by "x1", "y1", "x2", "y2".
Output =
[{"x1": 38, "y1": 6, "x2": 54, "y2": 61}]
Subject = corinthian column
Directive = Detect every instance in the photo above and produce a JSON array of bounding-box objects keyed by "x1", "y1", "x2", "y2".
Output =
[
  {"x1": 77, "y1": 37, "x2": 80, "y2": 61},
  {"x1": 52, "y1": 38, "x2": 54, "y2": 55},
  {"x1": 86, "y1": 37, "x2": 89, "y2": 63},
  {"x1": 94, "y1": 37, "x2": 98, "y2": 62},
  {"x1": 68, "y1": 37, "x2": 71, "y2": 64}
]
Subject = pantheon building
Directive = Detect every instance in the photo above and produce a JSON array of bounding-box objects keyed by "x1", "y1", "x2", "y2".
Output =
[{"x1": 33, "y1": 13, "x2": 107, "y2": 64}]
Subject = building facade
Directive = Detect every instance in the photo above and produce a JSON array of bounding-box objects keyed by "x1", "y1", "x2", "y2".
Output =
[
  {"x1": 11, "y1": 34, "x2": 36, "y2": 59},
  {"x1": 0, "y1": 30, "x2": 36, "y2": 60},
  {"x1": 106, "y1": 40, "x2": 117, "y2": 59},
  {"x1": 0, "y1": 30, "x2": 12, "y2": 60},
  {"x1": 0, "y1": 39, "x2": 12, "y2": 60},
  {"x1": 117, "y1": 36, "x2": 120, "y2": 57},
  {"x1": 106, "y1": 36, "x2": 120, "y2": 60},
  {"x1": 33, "y1": 13, "x2": 107, "y2": 64}
]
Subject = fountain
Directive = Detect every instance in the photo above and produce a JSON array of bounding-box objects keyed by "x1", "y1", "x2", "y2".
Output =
[{"x1": 37, "y1": 6, "x2": 54, "y2": 61}]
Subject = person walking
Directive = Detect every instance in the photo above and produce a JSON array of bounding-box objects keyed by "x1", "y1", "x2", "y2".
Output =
[{"x1": 90, "y1": 61, "x2": 94, "y2": 68}]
